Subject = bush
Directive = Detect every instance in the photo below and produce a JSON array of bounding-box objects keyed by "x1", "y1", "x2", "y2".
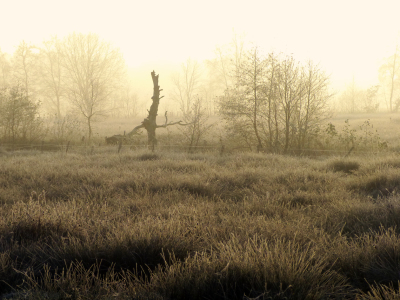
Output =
[{"x1": 0, "y1": 86, "x2": 45, "y2": 143}]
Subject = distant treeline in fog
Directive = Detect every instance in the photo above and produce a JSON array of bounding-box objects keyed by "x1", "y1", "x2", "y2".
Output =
[{"x1": 0, "y1": 33, "x2": 398, "y2": 153}]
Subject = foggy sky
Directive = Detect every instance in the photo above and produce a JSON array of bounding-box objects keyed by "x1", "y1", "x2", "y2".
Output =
[{"x1": 1, "y1": 0, "x2": 400, "y2": 90}]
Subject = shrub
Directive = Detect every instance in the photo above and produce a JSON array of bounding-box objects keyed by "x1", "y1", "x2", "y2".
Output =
[{"x1": 0, "y1": 85, "x2": 45, "y2": 143}]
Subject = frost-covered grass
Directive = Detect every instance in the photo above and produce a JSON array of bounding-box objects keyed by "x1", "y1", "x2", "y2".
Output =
[{"x1": 1, "y1": 149, "x2": 400, "y2": 299}]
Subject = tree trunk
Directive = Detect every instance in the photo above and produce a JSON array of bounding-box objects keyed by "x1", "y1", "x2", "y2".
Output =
[
  {"x1": 253, "y1": 69, "x2": 262, "y2": 151},
  {"x1": 56, "y1": 92, "x2": 61, "y2": 120},
  {"x1": 87, "y1": 116, "x2": 92, "y2": 141},
  {"x1": 143, "y1": 71, "x2": 161, "y2": 149}
]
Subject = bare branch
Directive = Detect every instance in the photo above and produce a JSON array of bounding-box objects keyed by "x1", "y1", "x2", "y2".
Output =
[
  {"x1": 126, "y1": 123, "x2": 144, "y2": 137},
  {"x1": 156, "y1": 111, "x2": 194, "y2": 128},
  {"x1": 156, "y1": 120, "x2": 194, "y2": 128}
]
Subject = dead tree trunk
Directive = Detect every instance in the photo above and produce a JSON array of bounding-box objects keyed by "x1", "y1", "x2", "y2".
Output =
[
  {"x1": 144, "y1": 71, "x2": 162, "y2": 149},
  {"x1": 126, "y1": 71, "x2": 190, "y2": 150},
  {"x1": 126, "y1": 71, "x2": 163, "y2": 149}
]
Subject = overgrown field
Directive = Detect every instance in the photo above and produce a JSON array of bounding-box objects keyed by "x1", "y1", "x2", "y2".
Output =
[{"x1": 1, "y1": 147, "x2": 400, "y2": 299}]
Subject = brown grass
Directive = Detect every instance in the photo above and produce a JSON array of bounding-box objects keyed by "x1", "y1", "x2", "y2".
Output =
[
  {"x1": 0, "y1": 147, "x2": 400, "y2": 299},
  {"x1": 1, "y1": 112, "x2": 400, "y2": 299}
]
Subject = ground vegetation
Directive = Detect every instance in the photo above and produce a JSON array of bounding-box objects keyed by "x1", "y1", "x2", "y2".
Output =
[{"x1": 0, "y1": 143, "x2": 400, "y2": 298}]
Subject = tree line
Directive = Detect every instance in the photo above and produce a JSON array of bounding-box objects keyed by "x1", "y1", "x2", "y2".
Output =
[
  {"x1": 0, "y1": 33, "x2": 132, "y2": 142},
  {"x1": 0, "y1": 34, "x2": 334, "y2": 153},
  {"x1": 169, "y1": 37, "x2": 395, "y2": 153},
  {"x1": 1, "y1": 32, "x2": 393, "y2": 152}
]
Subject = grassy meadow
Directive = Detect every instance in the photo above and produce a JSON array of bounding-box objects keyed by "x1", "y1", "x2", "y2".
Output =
[{"x1": 1, "y1": 113, "x2": 400, "y2": 299}]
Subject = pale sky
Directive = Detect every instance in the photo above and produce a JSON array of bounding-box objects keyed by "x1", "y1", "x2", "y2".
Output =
[{"x1": 1, "y1": 0, "x2": 400, "y2": 90}]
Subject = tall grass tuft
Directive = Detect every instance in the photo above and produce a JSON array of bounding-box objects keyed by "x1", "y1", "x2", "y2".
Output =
[
  {"x1": 128, "y1": 238, "x2": 352, "y2": 300},
  {"x1": 358, "y1": 282, "x2": 400, "y2": 300}
]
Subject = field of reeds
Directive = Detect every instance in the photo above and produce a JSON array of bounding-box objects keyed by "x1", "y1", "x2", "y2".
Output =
[{"x1": 1, "y1": 113, "x2": 400, "y2": 299}]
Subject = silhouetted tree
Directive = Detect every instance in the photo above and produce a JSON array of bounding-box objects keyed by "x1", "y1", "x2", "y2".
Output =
[
  {"x1": 127, "y1": 71, "x2": 191, "y2": 150},
  {"x1": 60, "y1": 33, "x2": 126, "y2": 140}
]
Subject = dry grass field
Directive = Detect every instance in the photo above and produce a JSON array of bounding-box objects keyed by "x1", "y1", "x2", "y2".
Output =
[{"x1": 1, "y1": 113, "x2": 400, "y2": 299}]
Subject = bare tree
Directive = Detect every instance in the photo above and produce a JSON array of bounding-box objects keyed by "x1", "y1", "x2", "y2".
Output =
[
  {"x1": 259, "y1": 52, "x2": 280, "y2": 151},
  {"x1": 202, "y1": 59, "x2": 225, "y2": 115},
  {"x1": 219, "y1": 47, "x2": 268, "y2": 151},
  {"x1": 379, "y1": 45, "x2": 400, "y2": 111},
  {"x1": 183, "y1": 97, "x2": 214, "y2": 152},
  {"x1": 171, "y1": 59, "x2": 215, "y2": 149},
  {"x1": 12, "y1": 41, "x2": 39, "y2": 99},
  {"x1": 0, "y1": 49, "x2": 12, "y2": 88},
  {"x1": 60, "y1": 33, "x2": 126, "y2": 140},
  {"x1": 294, "y1": 61, "x2": 332, "y2": 150},
  {"x1": 275, "y1": 56, "x2": 304, "y2": 153},
  {"x1": 171, "y1": 59, "x2": 202, "y2": 116},
  {"x1": 215, "y1": 33, "x2": 246, "y2": 98},
  {"x1": 37, "y1": 37, "x2": 64, "y2": 119},
  {"x1": 389, "y1": 45, "x2": 398, "y2": 112}
]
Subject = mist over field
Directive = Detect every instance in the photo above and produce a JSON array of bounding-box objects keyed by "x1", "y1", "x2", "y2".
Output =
[{"x1": 2, "y1": 1, "x2": 400, "y2": 299}]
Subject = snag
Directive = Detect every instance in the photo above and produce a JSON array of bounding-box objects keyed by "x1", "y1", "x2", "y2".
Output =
[{"x1": 126, "y1": 70, "x2": 191, "y2": 150}]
